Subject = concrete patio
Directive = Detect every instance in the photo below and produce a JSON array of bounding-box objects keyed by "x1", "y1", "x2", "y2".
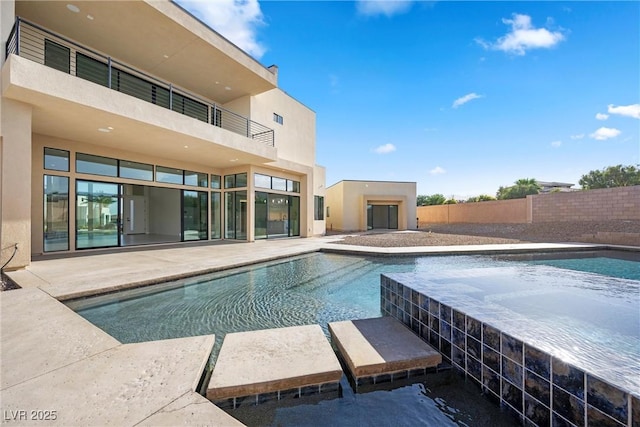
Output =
[{"x1": 1, "y1": 236, "x2": 608, "y2": 426}]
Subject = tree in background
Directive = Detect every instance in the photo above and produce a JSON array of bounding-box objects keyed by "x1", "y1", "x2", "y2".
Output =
[
  {"x1": 579, "y1": 164, "x2": 640, "y2": 189},
  {"x1": 496, "y1": 178, "x2": 541, "y2": 200},
  {"x1": 443, "y1": 198, "x2": 457, "y2": 204},
  {"x1": 466, "y1": 194, "x2": 496, "y2": 203},
  {"x1": 417, "y1": 194, "x2": 446, "y2": 206}
]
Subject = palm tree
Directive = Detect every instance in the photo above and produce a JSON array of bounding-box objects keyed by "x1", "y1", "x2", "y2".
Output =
[{"x1": 497, "y1": 178, "x2": 541, "y2": 199}]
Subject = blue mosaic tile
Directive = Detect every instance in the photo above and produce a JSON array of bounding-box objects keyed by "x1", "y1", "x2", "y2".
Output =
[
  {"x1": 441, "y1": 339, "x2": 452, "y2": 362},
  {"x1": 553, "y1": 358, "x2": 585, "y2": 399},
  {"x1": 402, "y1": 311, "x2": 410, "y2": 327},
  {"x1": 587, "y1": 404, "x2": 625, "y2": 427},
  {"x1": 483, "y1": 323, "x2": 501, "y2": 351},
  {"x1": 418, "y1": 293, "x2": 427, "y2": 310},
  {"x1": 502, "y1": 356, "x2": 523, "y2": 388},
  {"x1": 466, "y1": 316, "x2": 482, "y2": 341},
  {"x1": 411, "y1": 318, "x2": 420, "y2": 335},
  {"x1": 403, "y1": 298, "x2": 411, "y2": 313},
  {"x1": 467, "y1": 336, "x2": 482, "y2": 360},
  {"x1": 411, "y1": 289, "x2": 419, "y2": 305},
  {"x1": 429, "y1": 298, "x2": 439, "y2": 316},
  {"x1": 440, "y1": 304, "x2": 452, "y2": 324},
  {"x1": 402, "y1": 284, "x2": 411, "y2": 300},
  {"x1": 440, "y1": 320, "x2": 452, "y2": 342},
  {"x1": 429, "y1": 313, "x2": 440, "y2": 334},
  {"x1": 587, "y1": 374, "x2": 628, "y2": 424},
  {"x1": 525, "y1": 345, "x2": 550, "y2": 380},
  {"x1": 453, "y1": 309, "x2": 465, "y2": 331},
  {"x1": 632, "y1": 394, "x2": 639, "y2": 427},
  {"x1": 483, "y1": 344, "x2": 501, "y2": 373},
  {"x1": 501, "y1": 333, "x2": 523, "y2": 364},
  {"x1": 551, "y1": 411, "x2": 578, "y2": 427},
  {"x1": 467, "y1": 354, "x2": 482, "y2": 382},
  {"x1": 502, "y1": 378, "x2": 523, "y2": 412},
  {"x1": 419, "y1": 307, "x2": 428, "y2": 324},
  {"x1": 452, "y1": 327, "x2": 465, "y2": 351},
  {"x1": 483, "y1": 365, "x2": 501, "y2": 396},
  {"x1": 428, "y1": 331, "x2": 439, "y2": 349},
  {"x1": 411, "y1": 302, "x2": 419, "y2": 319},
  {"x1": 525, "y1": 369, "x2": 550, "y2": 407},
  {"x1": 420, "y1": 322, "x2": 429, "y2": 342},
  {"x1": 525, "y1": 393, "x2": 550, "y2": 426},
  {"x1": 452, "y1": 344, "x2": 465, "y2": 370},
  {"x1": 553, "y1": 385, "x2": 585, "y2": 426}
]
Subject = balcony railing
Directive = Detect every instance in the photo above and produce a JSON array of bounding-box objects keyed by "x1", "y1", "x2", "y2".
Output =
[{"x1": 5, "y1": 17, "x2": 274, "y2": 147}]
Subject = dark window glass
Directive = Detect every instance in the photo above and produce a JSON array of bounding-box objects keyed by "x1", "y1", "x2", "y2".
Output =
[
  {"x1": 183, "y1": 190, "x2": 208, "y2": 240},
  {"x1": 44, "y1": 175, "x2": 69, "y2": 252},
  {"x1": 76, "y1": 180, "x2": 119, "y2": 249},
  {"x1": 184, "y1": 170, "x2": 208, "y2": 188},
  {"x1": 44, "y1": 148, "x2": 69, "y2": 172},
  {"x1": 211, "y1": 192, "x2": 221, "y2": 239},
  {"x1": 172, "y1": 93, "x2": 208, "y2": 123},
  {"x1": 236, "y1": 173, "x2": 247, "y2": 188},
  {"x1": 292, "y1": 181, "x2": 300, "y2": 193},
  {"x1": 76, "y1": 53, "x2": 109, "y2": 87},
  {"x1": 156, "y1": 166, "x2": 184, "y2": 185},
  {"x1": 314, "y1": 196, "x2": 325, "y2": 220},
  {"x1": 76, "y1": 153, "x2": 117, "y2": 177},
  {"x1": 224, "y1": 175, "x2": 235, "y2": 189},
  {"x1": 44, "y1": 39, "x2": 70, "y2": 73},
  {"x1": 211, "y1": 175, "x2": 221, "y2": 189},
  {"x1": 119, "y1": 160, "x2": 153, "y2": 181}
]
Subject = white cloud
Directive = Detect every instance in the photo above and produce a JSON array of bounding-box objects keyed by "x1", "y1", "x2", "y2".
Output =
[
  {"x1": 452, "y1": 93, "x2": 483, "y2": 109},
  {"x1": 356, "y1": 0, "x2": 413, "y2": 17},
  {"x1": 176, "y1": 0, "x2": 266, "y2": 58},
  {"x1": 590, "y1": 127, "x2": 621, "y2": 140},
  {"x1": 570, "y1": 134, "x2": 585, "y2": 140},
  {"x1": 595, "y1": 113, "x2": 609, "y2": 121},
  {"x1": 607, "y1": 104, "x2": 640, "y2": 119},
  {"x1": 551, "y1": 140, "x2": 562, "y2": 148},
  {"x1": 429, "y1": 166, "x2": 446, "y2": 175},
  {"x1": 476, "y1": 13, "x2": 565, "y2": 56},
  {"x1": 374, "y1": 143, "x2": 396, "y2": 154}
]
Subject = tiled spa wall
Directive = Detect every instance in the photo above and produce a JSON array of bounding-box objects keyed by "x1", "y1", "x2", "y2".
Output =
[{"x1": 380, "y1": 274, "x2": 639, "y2": 427}]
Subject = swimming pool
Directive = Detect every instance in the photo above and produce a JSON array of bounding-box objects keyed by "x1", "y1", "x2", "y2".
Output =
[{"x1": 68, "y1": 250, "x2": 639, "y2": 426}]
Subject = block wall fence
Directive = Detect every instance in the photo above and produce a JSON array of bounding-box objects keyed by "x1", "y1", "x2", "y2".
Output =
[{"x1": 417, "y1": 186, "x2": 640, "y2": 226}]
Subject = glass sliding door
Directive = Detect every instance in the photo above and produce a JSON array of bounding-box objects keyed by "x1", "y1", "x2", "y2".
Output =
[
  {"x1": 254, "y1": 192, "x2": 268, "y2": 239},
  {"x1": 267, "y1": 194, "x2": 289, "y2": 238},
  {"x1": 76, "y1": 180, "x2": 120, "y2": 249},
  {"x1": 211, "y1": 192, "x2": 221, "y2": 239},
  {"x1": 225, "y1": 191, "x2": 247, "y2": 240},
  {"x1": 43, "y1": 175, "x2": 69, "y2": 252},
  {"x1": 289, "y1": 196, "x2": 300, "y2": 237},
  {"x1": 367, "y1": 204, "x2": 399, "y2": 230},
  {"x1": 182, "y1": 190, "x2": 208, "y2": 241}
]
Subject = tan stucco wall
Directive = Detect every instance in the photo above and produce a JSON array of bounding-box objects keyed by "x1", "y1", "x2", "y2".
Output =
[
  {"x1": 417, "y1": 199, "x2": 528, "y2": 226},
  {"x1": 251, "y1": 89, "x2": 316, "y2": 168},
  {"x1": 326, "y1": 181, "x2": 416, "y2": 232},
  {"x1": 1, "y1": 98, "x2": 32, "y2": 269},
  {"x1": 313, "y1": 165, "x2": 326, "y2": 236}
]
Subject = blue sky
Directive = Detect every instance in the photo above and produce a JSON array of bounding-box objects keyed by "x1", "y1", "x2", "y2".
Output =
[{"x1": 177, "y1": 1, "x2": 639, "y2": 199}]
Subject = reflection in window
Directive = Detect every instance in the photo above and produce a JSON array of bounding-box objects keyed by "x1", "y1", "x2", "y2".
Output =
[
  {"x1": 76, "y1": 153, "x2": 118, "y2": 177},
  {"x1": 211, "y1": 175, "x2": 221, "y2": 189},
  {"x1": 156, "y1": 166, "x2": 184, "y2": 185},
  {"x1": 44, "y1": 175, "x2": 69, "y2": 252},
  {"x1": 183, "y1": 190, "x2": 208, "y2": 240},
  {"x1": 211, "y1": 192, "x2": 221, "y2": 239},
  {"x1": 272, "y1": 177, "x2": 286, "y2": 191},
  {"x1": 120, "y1": 160, "x2": 153, "y2": 181},
  {"x1": 44, "y1": 148, "x2": 70, "y2": 172},
  {"x1": 76, "y1": 180, "x2": 119, "y2": 249},
  {"x1": 184, "y1": 170, "x2": 208, "y2": 188},
  {"x1": 254, "y1": 174, "x2": 271, "y2": 189},
  {"x1": 224, "y1": 173, "x2": 248, "y2": 189},
  {"x1": 314, "y1": 196, "x2": 324, "y2": 220}
]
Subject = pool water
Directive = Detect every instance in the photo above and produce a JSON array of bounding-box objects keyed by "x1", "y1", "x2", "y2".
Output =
[{"x1": 68, "y1": 250, "x2": 639, "y2": 426}]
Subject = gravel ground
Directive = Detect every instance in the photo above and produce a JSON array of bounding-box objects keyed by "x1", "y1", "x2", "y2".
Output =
[{"x1": 333, "y1": 220, "x2": 640, "y2": 247}]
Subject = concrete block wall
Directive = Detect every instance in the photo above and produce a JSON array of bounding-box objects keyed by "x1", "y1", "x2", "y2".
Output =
[{"x1": 532, "y1": 186, "x2": 640, "y2": 222}]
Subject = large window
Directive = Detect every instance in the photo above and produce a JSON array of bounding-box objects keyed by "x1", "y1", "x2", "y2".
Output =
[
  {"x1": 367, "y1": 204, "x2": 398, "y2": 230},
  {"x1": 184, "y1": 170, "x2": 208, "y2": 188},
  {"x1": 225, "y1": 191, "x2": 247, "y2": 240},
  {"x1": 156, "y1": 166, "x2": 184, "y2": 185},
  {"x1": 254, "y1": 192, "x2": 300, "y2": 239},
  {"x1": 225, "y1": 173, "x2": 248, "y2": 189},
  {"x1": 253, "y1": 173, "x2": 300, "y2": 193},
  {"x1": 314, "y1": 196, "x2": 324, "y2": 220},
  {"x1": 211, "y1": 192, "x2": 221, "y2": 239},
  {"x1": 182, "y1": 191, "x2": 208, "y2": 241},
  {"x1": 76, "y1": 180, "x2": 120, "y2": 249},
  {"x1": 43, "y1": 175, "x2": 69, "y2": 252}
]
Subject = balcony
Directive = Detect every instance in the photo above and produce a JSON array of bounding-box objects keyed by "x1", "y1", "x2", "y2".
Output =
[{"x1": 5, "y1": 18, "x2": 274, "y2": 147}]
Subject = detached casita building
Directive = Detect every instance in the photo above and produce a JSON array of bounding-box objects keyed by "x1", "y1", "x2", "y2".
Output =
[
  {"x1": 325, "y1": 180, "x2": 416, "y2": 232},
  {"x1": 0, "y1": 0, "x2": 326, "y2": 270}
]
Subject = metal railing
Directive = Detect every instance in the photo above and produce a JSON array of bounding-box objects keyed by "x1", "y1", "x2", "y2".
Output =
[{"x1": 5, "y1": 17, "x2": 274, "y2": 147}]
